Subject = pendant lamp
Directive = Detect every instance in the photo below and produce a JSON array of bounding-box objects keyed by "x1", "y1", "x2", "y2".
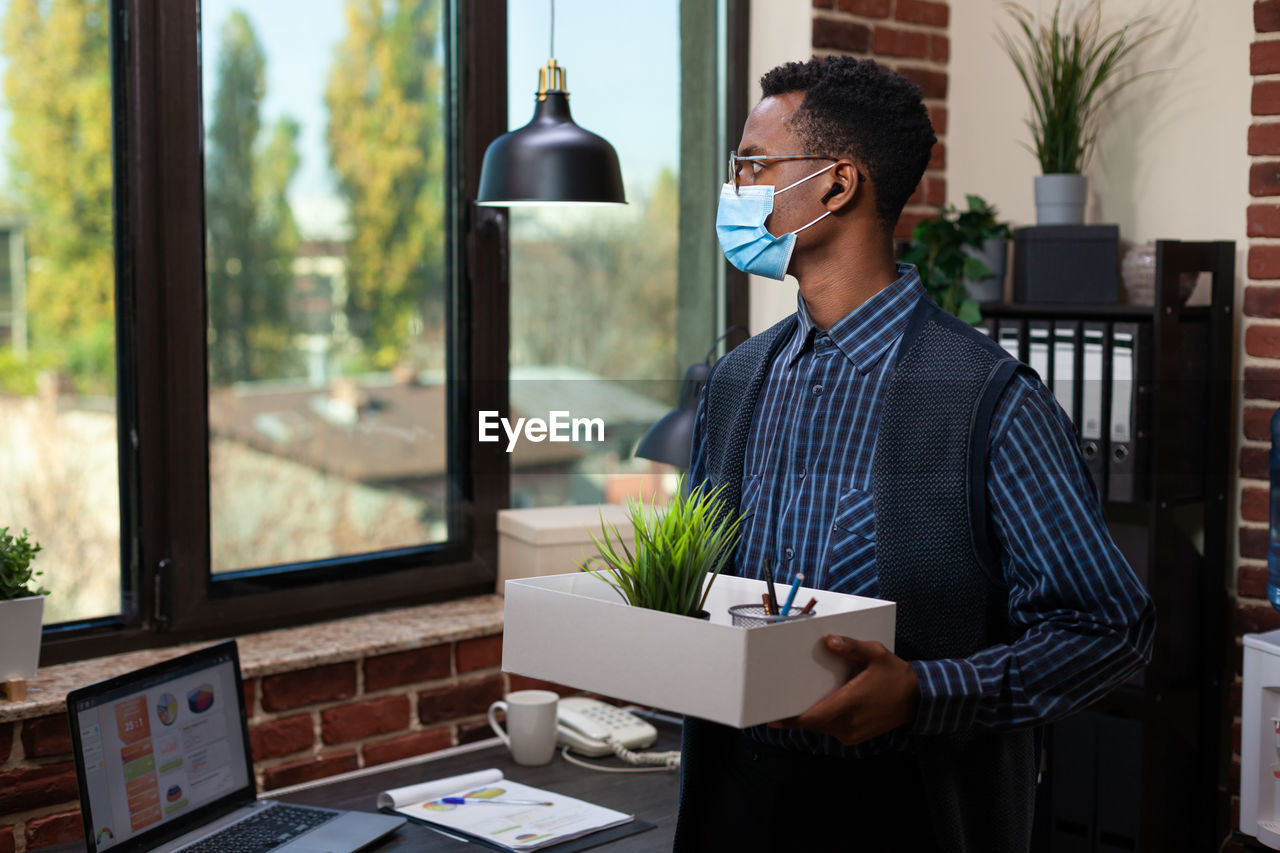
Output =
[{"x1": 476, "y1": 0, "x2": 626, "y2": 206}]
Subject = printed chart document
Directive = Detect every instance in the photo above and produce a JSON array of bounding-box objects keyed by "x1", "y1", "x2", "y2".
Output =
[{"x1": 376, "y1": 769, "x2": 633, "y2": 851}]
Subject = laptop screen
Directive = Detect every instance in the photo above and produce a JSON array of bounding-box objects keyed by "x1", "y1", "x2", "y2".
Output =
[{"x1": 68, "y1": 642, "x2": 255, "y2": 852}]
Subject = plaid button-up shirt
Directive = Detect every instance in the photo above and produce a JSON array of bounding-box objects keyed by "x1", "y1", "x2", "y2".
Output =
[{"x1": 690, "y1": 264, "x2": 1153, "y2": 755}]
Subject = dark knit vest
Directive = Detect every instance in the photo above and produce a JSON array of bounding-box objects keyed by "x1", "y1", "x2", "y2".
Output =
[{"x1": 676, "y1": 296, "x2": 1037, "y2": 853}]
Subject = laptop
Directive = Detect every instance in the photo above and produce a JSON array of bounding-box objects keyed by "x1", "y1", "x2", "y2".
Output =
[{"x1": 68, "y1": 640, "x2": 405, "y2": 853}]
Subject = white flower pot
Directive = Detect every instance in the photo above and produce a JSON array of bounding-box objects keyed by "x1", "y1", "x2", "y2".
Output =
[
  {"x1": 0, "y1": 595, "x2": 44, "y2": 680},
  {"x1": 1034, "y1": 173, "x2": 1088, "y2": 225}
]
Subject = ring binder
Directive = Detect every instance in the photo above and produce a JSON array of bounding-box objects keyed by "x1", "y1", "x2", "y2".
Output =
[
  {"x1": 1080, "y1": 323, "x2": 1107, "y2": 495},
  {"x1": 1106, "y1": 322, "x2": 1148, "y2": 503},
  {"x1": 1052, "y1": 321, "x2": 1079, "y2": 426}
]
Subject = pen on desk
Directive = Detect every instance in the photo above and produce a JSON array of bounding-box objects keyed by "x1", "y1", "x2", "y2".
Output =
[
  {"x1": 763, "y1": 559, "x2": 780, "y2": 614},
  {"x1": 799, "y1": 597, "x2": 817, "y2": 615},
  {"x1": 780, "y1": 573, "x2": 805, "y2": 616},
  {"x1": 441, "y1": 797, "x2": 554, "y2": 806}
]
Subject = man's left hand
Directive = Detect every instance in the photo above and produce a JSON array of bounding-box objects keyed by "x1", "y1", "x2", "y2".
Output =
[{"x1": 768, "y1": 635, "x2": 920, "y2": 746}]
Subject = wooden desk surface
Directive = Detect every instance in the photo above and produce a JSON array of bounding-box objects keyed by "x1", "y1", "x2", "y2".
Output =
[
  {"x1": 48, "y1": 715, "x2": 681, "y2": 852},
  {"x1": 272, "y1": 716, "x2": 681, "y2": 851}
]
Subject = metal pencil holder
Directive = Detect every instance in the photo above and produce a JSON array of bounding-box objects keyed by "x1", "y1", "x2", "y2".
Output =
[{"x1": 728, "y1": 603, "x2": 817, "y2": 628}]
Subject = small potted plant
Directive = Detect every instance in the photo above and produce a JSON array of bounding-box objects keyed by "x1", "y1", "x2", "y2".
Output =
[
  {"x1": 903, "y1": 194, "x2": 1011, "y2": 322},
  {"x1": 0, "y1": 527, "x2": 46, "y2": 684},
  {"x1": 999, "y1": 1, "x2": 1157, "y2": 225},
  {"x1": 580, "y1": 477, "x2": 744, "y2": 618}
]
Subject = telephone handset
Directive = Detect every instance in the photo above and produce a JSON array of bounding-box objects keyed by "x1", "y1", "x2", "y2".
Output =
[{"x1": 556, "y1": 697, "x2": 658, "y2": 757}]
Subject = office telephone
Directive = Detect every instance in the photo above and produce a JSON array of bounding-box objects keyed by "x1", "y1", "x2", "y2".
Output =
[{"x1": 556, "y1": 697, "x2": 658, "y2": 757}]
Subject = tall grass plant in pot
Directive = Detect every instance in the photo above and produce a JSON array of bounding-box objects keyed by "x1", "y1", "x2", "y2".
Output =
[
  {"x1": 0, "y1": 528, "x2": 46, "y2": 682},
  {"x1": 999, "y1": 1, "x2": 1157, "y2": 225},
  {"x1": 581, "y1": 478, "x2": 744, "y2": 618}
]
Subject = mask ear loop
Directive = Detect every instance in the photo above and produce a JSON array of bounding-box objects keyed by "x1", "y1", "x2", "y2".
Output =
[
  {"x1": 775, "y1": 161, "x2": 838, "y2": 195},
  {"x1": 792, "y1": 209, "x2": 831, "y2": 235}
]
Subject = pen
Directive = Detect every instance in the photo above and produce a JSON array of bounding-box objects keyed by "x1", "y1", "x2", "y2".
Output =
[
  {"x1": 441, "y1": 797, "x2": 554, "y2": 806},
  {"x1": 799, "y1": 597, "x2": 817, "y2": 615},
  {"x1": 763, "y1": 559, "x2": 780, "y2": 615},
  {"x1": 780, "y1": 573, "x2": 805, "y2": 616},
  {"x1": 761, "y1": 592, "x2": 775, "y2": 615}
]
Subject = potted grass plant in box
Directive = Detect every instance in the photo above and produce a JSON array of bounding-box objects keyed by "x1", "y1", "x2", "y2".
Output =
[
  {"x1": 0, "y1": 527, "x2": 46, "y2": 683},
  {"x1": 580, "y1": 477, "x2": 744, "y2": 619}
]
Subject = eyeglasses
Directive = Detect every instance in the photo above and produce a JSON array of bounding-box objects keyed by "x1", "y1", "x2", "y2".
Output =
[{"x1": 727, "y1": 152, "x2": 866, "y2": 192}]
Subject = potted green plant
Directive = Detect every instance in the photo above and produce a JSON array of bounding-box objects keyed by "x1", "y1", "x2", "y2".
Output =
[
  {"x1": 999, "y1": 1, "x2": 1157, "y2": 225},
  {"x1": 903, "y1": 195, "x2": 1011, "y2": 323},
  {"x1": 0, "y1": 527, "x2": 46, "y2": 683},
  {"x1": 580, "y1": 477, "x2": 744, "y2": 618}
]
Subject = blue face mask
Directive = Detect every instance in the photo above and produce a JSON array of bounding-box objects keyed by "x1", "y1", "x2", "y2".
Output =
[{"x1": 715, "y1": 162, "x2": 838, "y2": 281}]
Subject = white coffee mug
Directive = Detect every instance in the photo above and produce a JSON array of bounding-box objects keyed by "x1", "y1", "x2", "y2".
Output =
[{"x1": 488, "y1": 690, "x2": 559, "y2": 765}]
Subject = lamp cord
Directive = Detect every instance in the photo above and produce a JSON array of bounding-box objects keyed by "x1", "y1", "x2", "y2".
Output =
[{"x1": 703, "y1": 325, "x2": 747, "y2": 365}]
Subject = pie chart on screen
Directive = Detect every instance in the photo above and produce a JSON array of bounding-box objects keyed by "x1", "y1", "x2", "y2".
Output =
[
  {"x1": 156, "y1": 693, "x2": 178, "y2": 726},
  {"x1": 166, "y1": 785, "x2": 183, "y2": 803},
  {"x1": 187, "y1": 684, "x2": 215, "y2": 714}
]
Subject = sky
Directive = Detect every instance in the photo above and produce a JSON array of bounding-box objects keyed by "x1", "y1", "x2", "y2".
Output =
[
  {"x1": 197, "y1": 0, "x2": 680, "y2": 203},
  {"x1": 0, "y1": 0, "x2": 681, "y2": 215}
]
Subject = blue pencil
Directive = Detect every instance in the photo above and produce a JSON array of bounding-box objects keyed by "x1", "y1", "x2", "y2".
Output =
[{"x1": 780, "y1": 572, "x2": 805, "y2": 616}]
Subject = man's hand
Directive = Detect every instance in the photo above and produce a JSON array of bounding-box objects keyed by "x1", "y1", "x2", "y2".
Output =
[{"x1": 768, "y1": 635, "x2": 920, "y2": 746}]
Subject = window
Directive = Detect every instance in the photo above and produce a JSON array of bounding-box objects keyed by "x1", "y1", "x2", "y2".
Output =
[
  {"x1": 32, "y1": 0, "x2": 513, "y2": 663},
  {"x1": 20, "y1": 0, "x2": 743, "y2": 663},
  {"x1": 201, "y1": 1, "x2": 453, "y2": 572},
  {"x1": 0, "y1": 0, "x2": 123, "y2": 627},
  {"x1": 504, "y1": 0, "x2": 748, "y2": 510}
]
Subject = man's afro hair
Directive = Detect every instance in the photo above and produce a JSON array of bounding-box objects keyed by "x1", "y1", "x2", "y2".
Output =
[{"x1": 760, "y1": 56, "x2": 936, "y2": 232}]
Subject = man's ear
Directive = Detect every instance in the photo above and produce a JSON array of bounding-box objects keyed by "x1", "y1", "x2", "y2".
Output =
[{"x1": 822, "y1": 161, "x2": 861, "y2": 211}]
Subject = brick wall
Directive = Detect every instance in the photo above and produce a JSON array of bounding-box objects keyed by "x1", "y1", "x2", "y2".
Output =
[
  {"x1": 0, "y1": 633, "x2": 522, "y2": 852},
  {"x1": 1232, "y1": 2, "x2": 1280, "y2": 846},
  {"x1": 810, "y1": 0, "x2": 949, "y2": 241}
]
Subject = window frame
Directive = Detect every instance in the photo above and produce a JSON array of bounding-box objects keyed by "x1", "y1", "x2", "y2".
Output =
[{"x1": 41, "y1": 0, "x2": 511, "y2": 663}]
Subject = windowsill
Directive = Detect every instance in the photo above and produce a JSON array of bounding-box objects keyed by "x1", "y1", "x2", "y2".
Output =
[{"x1": 0, "y1": 594, "x2": 505, "y2": 723}]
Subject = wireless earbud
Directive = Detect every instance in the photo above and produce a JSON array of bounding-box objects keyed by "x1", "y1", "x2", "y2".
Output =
[{"x1": 821, "y1": 183, "x2": 845, "y2": 204}]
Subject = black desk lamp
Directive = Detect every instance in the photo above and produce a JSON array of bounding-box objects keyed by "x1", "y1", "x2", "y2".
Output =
[{"x1": 635, "y1": 328, "x2": 745, "y2": 468}]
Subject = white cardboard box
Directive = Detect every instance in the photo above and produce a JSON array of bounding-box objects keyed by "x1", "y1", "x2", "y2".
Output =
[
  {"x1": 496, "y1": 504, "x2": 635, "y2": 593},
  {"x1": 502, "y1": 572, "x2": 895, "y2": 728}
]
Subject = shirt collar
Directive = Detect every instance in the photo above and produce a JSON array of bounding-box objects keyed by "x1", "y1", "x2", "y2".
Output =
[{"x1": 787, "y1": 264, "x2": 924, "y2": 373}]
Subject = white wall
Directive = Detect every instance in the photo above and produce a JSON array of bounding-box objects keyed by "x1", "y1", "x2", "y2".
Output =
[
  {"x1": 746, "y1": 0, "x2": 811, "y2": 334},
  {"x1": 948, "y1": 0, "x2": 1250, "y2": 249}
]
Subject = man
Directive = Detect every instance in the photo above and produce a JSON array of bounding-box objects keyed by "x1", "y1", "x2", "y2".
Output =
[{"x1": 674, "y1": 56, "x2": 1154, "y2": 852}]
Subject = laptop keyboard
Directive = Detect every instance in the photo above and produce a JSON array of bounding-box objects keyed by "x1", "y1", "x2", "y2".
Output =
[{"x1": 180, "y1": 803, "x2": 339, "y2": 852}]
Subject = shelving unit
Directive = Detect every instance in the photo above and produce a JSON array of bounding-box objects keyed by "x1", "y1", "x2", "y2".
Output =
[{"x1": 981, "y1": 240, "x2": 1235, "y2": 853}]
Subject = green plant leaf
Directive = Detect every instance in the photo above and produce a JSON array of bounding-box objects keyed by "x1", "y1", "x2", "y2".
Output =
[
  {"x1": 962, "y1": 256, "x2": 993, "y2": 281},
  {"x1": 578, "y1": 477, "x2": 745, "y2": 617},
  {"x1": 957, "y1": 299, "x2": 983, "y2": 326},
  {"x1": 0, "y1": 527, "x2": 47, "y2": 601}
]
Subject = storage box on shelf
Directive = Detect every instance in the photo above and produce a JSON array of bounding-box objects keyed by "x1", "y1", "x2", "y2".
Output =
[{"x1": 496, "y1": 504, "x2": 634, "y2": 592}]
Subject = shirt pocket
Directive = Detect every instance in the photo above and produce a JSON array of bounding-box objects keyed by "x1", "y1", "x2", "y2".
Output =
[{"x1": 823, "y1": 488, "x2": 877, "y2": 593}]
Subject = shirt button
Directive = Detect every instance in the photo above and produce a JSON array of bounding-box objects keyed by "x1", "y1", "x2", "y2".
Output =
[
  {"x1": 812, "y1": 384, "x2": 823, "y2": 396},
  {"x1": 784, "y1": 547, "x2": 794, "y2": 560},
  {"x1": 798, "y1": 464, "x2": 806, "y2": 478}
]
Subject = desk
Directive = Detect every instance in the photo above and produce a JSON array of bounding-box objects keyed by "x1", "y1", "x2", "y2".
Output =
[{"x1": 46, "y1": 715, "x2": 681, "y2": 852}]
